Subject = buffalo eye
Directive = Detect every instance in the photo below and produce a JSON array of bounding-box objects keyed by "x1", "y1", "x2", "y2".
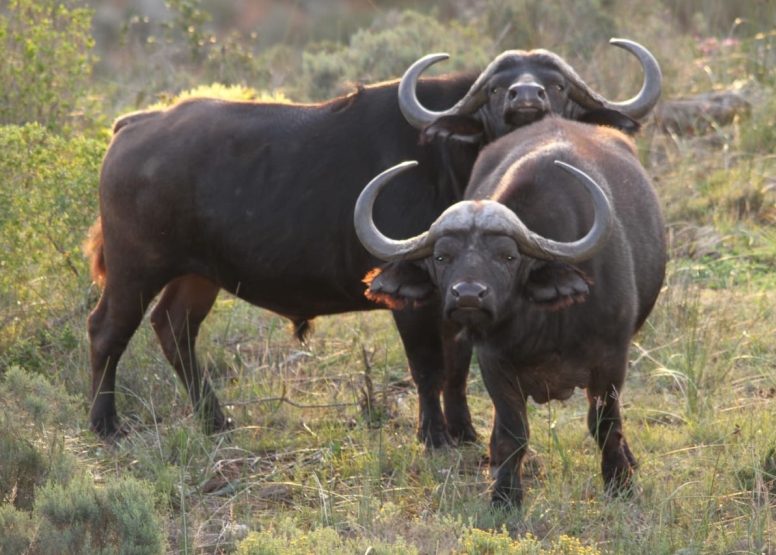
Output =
[
  {"x1": 490, "y1": 86, "x2": 500, "y2": 95},
  {"x1": 435, "y1": 255, "x2": 446, "y2": 262},
  {"x1": 553, "y1": 84, "x2": 564, "y2": 92}
]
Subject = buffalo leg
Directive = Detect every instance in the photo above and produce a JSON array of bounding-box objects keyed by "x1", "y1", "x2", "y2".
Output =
[
  {"x1": 392, "y1": 304, "x2": 452, "y2": 447},
  {"x1": 149, "y1": 275, "x2": 230, "y2": 434},
  {"x1": 587, "y1": 351, "x2": 636, "y2": 496},
  {"x1": 441, "y1": 320, "x2": 477, "y2": 443},
  {"x1": 88, "y1": 279, "x2": 162, "y2": 438},
  {"x1": 479, "y1": 355, "x2": 529, "y2": 508}
]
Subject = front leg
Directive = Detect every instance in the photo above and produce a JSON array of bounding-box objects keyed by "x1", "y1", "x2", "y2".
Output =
[
  {"x1": 479, "y1": 353, "x2": 530, "y2": 508},
  {"x1": 392, "y1": 305, "x2": 452, "y2": 447},
  {"x1": 442, "y1": 320, "x2": 477, "y2": 443},
  {"x1": 587, "y1": 353, "x2": 636, "y2": 496}
]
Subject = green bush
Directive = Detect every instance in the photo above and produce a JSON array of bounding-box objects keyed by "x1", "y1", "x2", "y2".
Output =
[
  {"x1": 458, "y1": 529, "x2": 601, "y2": 555},
  {"x1": 300, "y1": 11, "x2": 492, "y2": 101},
  {"x1": 0, "y1": 367, "x2": 166, "y2": 553},
  {"x1": 236, "y1": 516, "x2": 419, "y2": 555},
  {"x1": 0, "y1": 0, "x2": 97, "y2": 134},
  {"x1": 0, "y1": 504, "x2": 34, "y2": 554},
  {"x1": 0, "y1": 366, "x2": 79, "y2": 511},
  {"x1": 0, "y1": 124, "x2": 105, "y2": 357},
  {"x1": 33, "y1": 473, "x2": 167, "y2": 555},
  {"x1": 474, "y1": 0, "x2": 617, "y2": 56}
]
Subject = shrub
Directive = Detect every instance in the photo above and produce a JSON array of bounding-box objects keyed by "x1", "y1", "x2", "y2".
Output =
[
  {"x1": 0, "y1": 504, "x2": 34, "y2": 554},
  {"x1": 473, "y1": 0, "x2": 617, "y2": 56},
  {"x1": 300, "y1": 11, "x2": 492, "y2": 101},
  {"x1": 0, "y1": 367, "x2": 166, "y2": 553},
  {"x1": 236, "y1": 516, "x2": 419, "y2": 555},
  {"x1": 33, "y1": 473, "x2": 167, "y2": 555},
  {"x1": 0, "y1": 366, "x2": 79, "y2": 511},
  {"x1": 458, "y1": 528, "x2": 602, "y2": 555},
  {"x1": 0, "y1": 124, "x2": 105, "y2": 358},
  {"x1": 0, "y1": 0, "x2": 98, "y2": 134}
]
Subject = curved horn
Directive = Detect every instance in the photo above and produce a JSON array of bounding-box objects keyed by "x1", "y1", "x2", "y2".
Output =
[
  {"x1": 354, "y1": 161, "x2": 436, "y2": 261},
  {"x1": 603, "y1": 38, "x2": 663, "y2": 120},
  {"x1": 561, "y1": 39, "x2": 661, "y2": 120},
  {"x1": 505, "y1": 160, "x2": 613, "y2": 262},
  {"x1": 398, "y1": 52, "x2": 503, "y2": 129}
]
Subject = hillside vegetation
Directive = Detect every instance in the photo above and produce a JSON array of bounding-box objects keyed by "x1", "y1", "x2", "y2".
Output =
[{"x1": 1, "y1": 0, "x2": 776, "y2": 553}]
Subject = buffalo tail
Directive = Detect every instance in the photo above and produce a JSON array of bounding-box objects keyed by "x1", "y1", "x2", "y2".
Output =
[{"x1": 84, "y1": 217, "x2": 106, "y2": 287}]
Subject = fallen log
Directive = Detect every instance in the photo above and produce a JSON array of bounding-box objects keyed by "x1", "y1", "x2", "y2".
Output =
[{"x1": 654, "y1": 90, "x2": 751, "y2": 135}]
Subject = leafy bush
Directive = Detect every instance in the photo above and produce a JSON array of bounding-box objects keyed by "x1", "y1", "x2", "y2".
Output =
[
  {"x1": 458, "y1": 529, "x2": 602, "y2": 554},
  {"x1": 300, "y1": 11, "x2": 491, "y2": 101},
  {"x1": 0, "y1": 503, "x2": 34, "y2": 554},
  {"x1": 0, "y1": 367, "x2": 167, "y2": 554},
  {"x1": 0, "y1": 124, "x2": 105, "y2": 360},
  {"x1": 236, "y1": 516, "x2": 419, "y2": 555},
  {"x1": 0, "y1": 0, "x2": 98, "y2": 134},
  {"x1": 0, "y1": 366, "x2": 79, "y2": 511},
  {"x1": 33, "y1": 473, "x2": 167, "y2": 555},
  {"x1": 473, "y1": 0, "x2": 617, "y2": 56},
  {"x1": 236, "y1": 518, "x2": 601, "y2": 555}
]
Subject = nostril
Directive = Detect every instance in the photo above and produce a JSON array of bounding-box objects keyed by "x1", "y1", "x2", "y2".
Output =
[
  {"x1": 507, "y1": 89, "x2": 518, "y2": 101},
  {"x1": 537, "y1": 88, "x2": 546, "y2": 99},
  {"x1": 452, "y1": 281, "x2": 488, "y2": 301}
]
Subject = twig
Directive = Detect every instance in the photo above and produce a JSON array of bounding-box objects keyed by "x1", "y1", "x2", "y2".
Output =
[
  {"x1": 227, "y1": 387, "x2": 357, "y2": 410},
  {"x1": 44, "y1": 230, "x2": 80, "y2": 279}
]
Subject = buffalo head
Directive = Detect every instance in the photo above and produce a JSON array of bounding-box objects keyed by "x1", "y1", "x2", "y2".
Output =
[
  {"x1": 354, "y1": 160, "x2": 612, "y2": 330},
  {"x1": 399, "y1": 39, "x2": 661, "y2": 141}
]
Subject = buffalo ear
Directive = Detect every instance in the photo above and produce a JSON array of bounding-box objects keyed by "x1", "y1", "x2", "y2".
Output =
[
  {"x1": 364, "y1": 261, "x2": 435, "y2": 309},
  {"x1": 420, "y1": 115, "x2": 484, "y2": 145},
  {"x1": 579, "y1": 109, "x2": 641, "y2": 135},
  {"x1": 525, "y1": 262, "x2": 592, "y2": 310}
]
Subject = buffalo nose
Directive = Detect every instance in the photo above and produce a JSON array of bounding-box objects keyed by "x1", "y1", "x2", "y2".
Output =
[
  {"x1": 451, "y1": 281, "x2": 489, "y2": 308},
  {"x1": 507, "y1": 82, "x2": 546, "y2": 105}
]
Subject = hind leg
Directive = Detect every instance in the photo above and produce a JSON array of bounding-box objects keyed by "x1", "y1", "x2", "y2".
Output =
[
  {"x1": 149, "y1": 274, "x2": 230, "y2": 433},
  {"x1": 88, "y1": 278, "x2": 163, "y2": 438}
]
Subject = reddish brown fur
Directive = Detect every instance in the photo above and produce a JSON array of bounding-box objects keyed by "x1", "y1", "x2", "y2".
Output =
[
  {"x1": 363, "y1": 268, "x2": 411, "y2": 310},
  {"x1": 84, "y1": 217, "x2": 106, "y2": 287}
]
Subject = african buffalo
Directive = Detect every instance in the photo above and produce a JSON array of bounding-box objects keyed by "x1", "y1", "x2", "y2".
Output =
[
  {"x1": 85, "y1": 40, "x2": 660, "y2": 443},
  {"x1": 354, "y1": 116, "x2": 666, "y2": 507}
]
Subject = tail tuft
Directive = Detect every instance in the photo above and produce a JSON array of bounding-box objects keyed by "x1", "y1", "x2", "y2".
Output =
[{"x1": 292, "y1": 319, "x2": 313, "y2": 343}]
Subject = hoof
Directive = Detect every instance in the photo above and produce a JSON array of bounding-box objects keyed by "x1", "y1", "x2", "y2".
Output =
[
  {"x1": 419, "y1": 426, "x2": 455, "y2": 449},
  {"x1": 453, "y1": 425, "x2": 479, "y2": 445}
]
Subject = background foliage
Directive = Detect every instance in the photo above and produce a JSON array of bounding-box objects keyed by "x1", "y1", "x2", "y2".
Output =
[{"x1": 1, "y1": 0, "x2": 776, "y2": 553}]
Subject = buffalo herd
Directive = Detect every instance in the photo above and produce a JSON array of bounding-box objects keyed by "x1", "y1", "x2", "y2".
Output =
[{"x1": 86, "y1": 38, "x2": 666, "y2": 509}]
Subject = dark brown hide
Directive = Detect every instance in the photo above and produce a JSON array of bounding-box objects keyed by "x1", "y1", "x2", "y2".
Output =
[
  {"x1": 357, "y1": 117, "x2": 666, "y2": 508},
  {"x1": 87, "y1": 45, "x2": 659, "y2": 448}
]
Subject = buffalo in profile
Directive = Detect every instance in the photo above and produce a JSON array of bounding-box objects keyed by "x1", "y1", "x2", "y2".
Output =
[
  {"x1": 354, "y1": 116, "x2": 666, "y2": 507},
  {"x1": 85, "y1": 40, "x2": 660, "y2": 444}
]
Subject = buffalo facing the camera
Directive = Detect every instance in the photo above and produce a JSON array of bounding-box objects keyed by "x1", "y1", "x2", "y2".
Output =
[
  {"x1": 399, "y1": 38, "x2": 661, "y2": 143},
  {"x1": 85, "y1": 39, "x2": 660, "y2": 447},
  {"x1": 355, "y1": 116, "x2": 666, "y2": 507}
]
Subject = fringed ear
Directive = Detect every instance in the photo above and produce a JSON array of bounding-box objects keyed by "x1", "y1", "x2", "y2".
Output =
[
  {"x1": 363, "y1": 262, "x2": 435, "y2": 309},
  {"x1": 578, "y1": 109, "x2": 641, "y2": 136},
  {"x1": 525, "y1": 262, "x2": 593, "y2": 311},
  {"x1": 420, "y1": 115, "x2": 485, "y2": 146}
]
